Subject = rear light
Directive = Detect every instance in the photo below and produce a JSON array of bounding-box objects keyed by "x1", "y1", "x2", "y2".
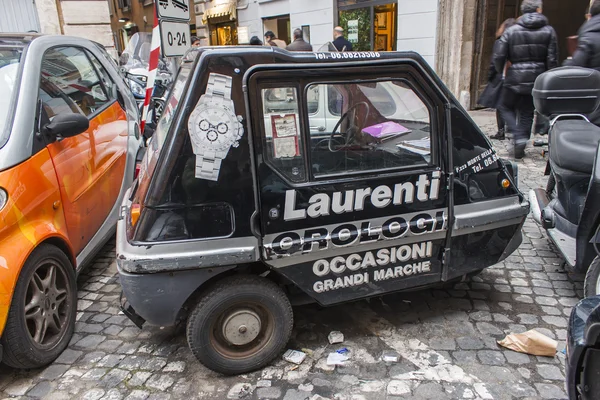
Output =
[
  {"x1": 134, "y1": 162, "x2": 141, "y2": 179},
  {"x1": 130, "y1": 204, "x2": 142, "y2": 227}
]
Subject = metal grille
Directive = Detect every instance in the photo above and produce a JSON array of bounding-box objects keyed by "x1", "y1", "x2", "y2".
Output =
[{"x1": 0, "y1": 0, "x2": 40, "y2": 33}]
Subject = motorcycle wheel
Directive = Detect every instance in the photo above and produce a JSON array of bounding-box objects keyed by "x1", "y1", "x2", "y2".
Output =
[{"x1": 584, "y1": 256, "x2": 600, "y2": 297}]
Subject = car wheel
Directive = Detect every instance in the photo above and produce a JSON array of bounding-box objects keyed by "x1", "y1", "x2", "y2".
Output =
[
  {"x1": 1, "y1": 244, "x2": 77, "y2": 369},
  {"x1": 186, "y1": 275, "x2": 293, "y2": 375},
  {"x1": 584, "y1": 256, "x2": 600, "y2": 297}
]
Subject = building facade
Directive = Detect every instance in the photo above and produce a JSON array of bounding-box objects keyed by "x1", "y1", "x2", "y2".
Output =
[{"x1": 0, "y1": 0, "x2": 114, "y2": 54}]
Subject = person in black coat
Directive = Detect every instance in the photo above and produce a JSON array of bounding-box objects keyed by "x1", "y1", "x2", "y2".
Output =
[
  {"x1": 332, "y1": 26, "x2": 353, "y2": 52},
  {"x1": 564, "y1": 0, "x2": 600, "y2": 126},
  {"x1": 493, "y1": 0, "x2": 558, "y2": 159},
  {"x1": 565, "y1": 0, "x2": 600, "y2": 71},
  {"x1": 479, "y1": 18, "x2": 516, "y2": 140}
]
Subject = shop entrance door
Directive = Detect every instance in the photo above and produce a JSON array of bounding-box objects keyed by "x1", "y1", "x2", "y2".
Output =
[
  {"x1": 210, "y1": 22, "x2": 238, "y2": 45},
  {"x1": 338, "y1": 1, "x2": 397, "y2": 52}
]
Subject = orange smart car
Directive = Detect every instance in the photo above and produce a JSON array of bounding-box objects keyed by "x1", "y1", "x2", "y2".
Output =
[{"x1": 0, "y1": 34, "x2": 142, "y2": 368}]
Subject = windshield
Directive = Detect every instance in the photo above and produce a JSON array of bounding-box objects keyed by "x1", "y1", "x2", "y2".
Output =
[
  {"x1": 135, "y1": 64, "x2": 191, "y2": 207},
  {"x1": 119, "y1": 33, "x2": 152, "y2": 70},
  {"x1": 0, "y1": 47, "x2": 23, "y2": 148}
]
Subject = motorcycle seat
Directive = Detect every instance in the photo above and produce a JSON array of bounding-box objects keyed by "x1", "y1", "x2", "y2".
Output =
[{"x1": 550, "y1": 120, "x2": 600, "y2": 174}]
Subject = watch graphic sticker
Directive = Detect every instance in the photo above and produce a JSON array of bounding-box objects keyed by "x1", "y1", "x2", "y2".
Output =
[{"x1": 188, "y1": 73, "x2": 244, "y2": 181}]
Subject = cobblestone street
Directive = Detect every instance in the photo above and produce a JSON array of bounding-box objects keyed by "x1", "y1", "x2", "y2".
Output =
[{"x1": 0, "y1": 110, "x2": 583, "y2": 400}]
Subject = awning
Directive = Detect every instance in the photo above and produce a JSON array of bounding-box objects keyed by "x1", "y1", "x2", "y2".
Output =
[{"x1": 202, "y1": 2, "x2": 237, "y2": 24}]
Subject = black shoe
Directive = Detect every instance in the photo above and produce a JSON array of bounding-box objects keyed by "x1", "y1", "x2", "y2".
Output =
[
  {"x1": 513, "y1": 144, "x2": 526, "y2": 159},
  {"x1": 533, "y1": 139, "x2": 548, "y2": 147},
  {"x1": 490, "y1": 131, "x2": 505, "y2": 140}
]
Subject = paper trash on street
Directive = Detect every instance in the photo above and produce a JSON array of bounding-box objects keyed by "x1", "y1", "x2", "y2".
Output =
[
  {"x1": 327, "y1": 352, "x2": 349, "y2": 365},
  {"x1": 283, "y1": 349, "x2": 307, "y2": 365},
  {"x1": 497, "y1": 329, "x2": 558, "y2": 357},
  {"x1": 328, "y1": 331, "x2": 344, "y2": 344}
]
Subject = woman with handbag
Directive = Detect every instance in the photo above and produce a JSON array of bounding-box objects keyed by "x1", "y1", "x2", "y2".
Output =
[{"x1": 478, "y1": 18, "x2": 517, "y2": 140}]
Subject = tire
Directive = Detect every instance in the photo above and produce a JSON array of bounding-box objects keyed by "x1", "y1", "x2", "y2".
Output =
[
  {"x1": 1, "y1": 244, "x2": 77, "y2": 369},
  {"x1": 186, "y1": 275, "x2": 293, "y2": 375},
  {"x1": 584, "y1": 256, "x2": 600, "y2": 297}
]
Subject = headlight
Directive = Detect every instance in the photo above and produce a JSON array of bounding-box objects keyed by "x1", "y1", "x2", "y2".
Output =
[
  {"x1": 0, "y1": 188, "x2": 7, "y2": 211},
  {"x1": 128, "y1": 79, "x2": 146, "y2": 98}
]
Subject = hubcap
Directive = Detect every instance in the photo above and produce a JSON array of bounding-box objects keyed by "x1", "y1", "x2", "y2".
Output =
[
  {"x1": 24, "y1": 261, "x2": 70, "y2": 348},
  {"x1": 222, "y1": 310, "x2": 262, "y2": 346}
]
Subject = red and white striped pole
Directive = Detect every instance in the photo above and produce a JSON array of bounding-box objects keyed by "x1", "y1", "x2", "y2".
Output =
[{"x1": 140, "y1": 6, "x2": 161, "y2": 135}]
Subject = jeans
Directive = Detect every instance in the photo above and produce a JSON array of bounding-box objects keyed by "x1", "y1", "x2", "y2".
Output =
[{"x1": 499, "y1": 88, "x2": 535, "y2": 147}]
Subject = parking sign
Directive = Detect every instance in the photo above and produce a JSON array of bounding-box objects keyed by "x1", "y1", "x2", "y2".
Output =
[
  {"x1": 157, "y1": 0, "x2": 190, "y2": 21},
  {"x1": 160, "y1": 20, "x2": 191, "y2": 57}
]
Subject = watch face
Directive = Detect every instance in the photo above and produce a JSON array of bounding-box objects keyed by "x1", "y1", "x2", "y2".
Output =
[{"x1": 189, "y1": 103, "x2": 239, "y2": 152}]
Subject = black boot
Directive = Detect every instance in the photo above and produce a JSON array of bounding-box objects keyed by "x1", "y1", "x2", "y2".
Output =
[
  {"x1": 490, "y1": 129, "x2": 505, "y2": 140},
  {"x1": 512, "y1": 142, "x2": 526, "y2": 159}
]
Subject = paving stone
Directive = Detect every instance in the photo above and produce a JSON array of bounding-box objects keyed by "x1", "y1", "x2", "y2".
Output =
[
  {"x1": 82, "y1": 388, "x2": 106, "y2": 400},
  {"x1": 75, "y1": 334, "x2": 106, "y2": 349},
  {"x1": 387, "y1": 381, "x2": 411, "y2": 396},
  {"x1": 456, "y1": 336, "x2": 485, "y2": 350},
  {"x1": 101, "y1": 388, "x2": 124, "y2": 400},
  {"x1": 54, "y1": 348, "x2": 83, "y2": 364},
  {"x1": 429, "y1": 337, "x2": 456, "y2": 350},
  {"x1": 531, "y1": 279, "x2": 553, "y2": 288},
  {"x1": 129, "y1": 371, "x2": 153, "y2": 387},
  {"x1": 533, "y1": 287, "x2": 554, "y2": 296},
  {"x1": 535, "y1": 297, "x2": 558, "y2": 306},
  {"x1": 542, "y1": 316, "x2": 568, "y2": 328},
  {"x1": 517, "y1": 314, "x2": 539, "y2": 324},
  {"x1": 98, "y1": 339, "x2": 124, "y2": 352},
  {"x1": 477, "y1": 350, "x2": 506, "y2": 366},
  {"x1": 453, "y1": 351, "x2": 477, "y2": 364},
  {"x1": 163, "y1": 362, "x2": 185, "y2": 373},
  {"x1": 145, "y1": 375, "x2": 175, "y2": 391},
  {"x1": 535, "y1": 383, "x2": 567, "y2": 399},
  {"x1": 125, "y1": 390, "x2": 150, "y2": 400},
  {"x1": 81, "y1": 351, "x2": 106, "y2": 364},
  {"x1": 27, "y1": 381, "x2": 54, "y2": 398},
  {"x1": 504, "y1": 350, "x2": 531, "y2": 364},
  {"x1": 541, "y1": 306, "x2": 561, "y2": 315},
  {"x1": 82, "y1": 368, "x2": 109, "y2": 380},
  {"x1": 256, "y1": 387, "x2": 283, "y2": 399},
  {"x1": 513, "y1": 286, "x2": 533, "y2": 294},
  {"x1": 514, "y1": 295, "x2": 534, "y2": 304},
  {"x1": 414, "y1": 382, "x2": 445, "y2": 398},
  {"x1": 536, "y1": 364, "x2": 564, "y2": 380},
  {"x1": 476, "y1": 322, "x2": 503, "y2": 336},
  {"x1": 97, "y1": 354, "x2": 126, "y2": 368},
  {"x1": 104, "y1": 325, "x2": 124, "y2": 336},
  {"x1": 40, "y1": 364, "x2": 70, "y2": 380}
]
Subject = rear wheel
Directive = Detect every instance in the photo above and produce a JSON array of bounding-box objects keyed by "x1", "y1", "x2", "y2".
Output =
[
  {"x1": 1, "y1": 244, "x2": 77, "y2": 368},
  {"x1": 584, "y1": 256, "x2": 600, "y2": 297},
  {"x1": 186, "y1": 275, "x2": 293, "y2": 375}
]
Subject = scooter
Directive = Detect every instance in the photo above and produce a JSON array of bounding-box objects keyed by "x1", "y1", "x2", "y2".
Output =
[{"x1": 529, "y1": 66, "x2": 600, "y2": 297}]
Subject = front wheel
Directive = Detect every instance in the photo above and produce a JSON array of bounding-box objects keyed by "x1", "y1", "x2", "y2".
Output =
[
  {"x1": 186, "y1": 275, "x2": 293, "y2": 375},
  {"x1": 584, "y1": 256, "x2": 600, "y2": 297},
  {"x1": 0, "y1": 244, "x2": 77, "y2": 368}
]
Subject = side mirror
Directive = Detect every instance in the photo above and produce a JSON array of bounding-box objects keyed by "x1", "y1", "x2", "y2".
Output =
[{"x1": 44, "y1": 113, "x2": 89, "y2": 140}]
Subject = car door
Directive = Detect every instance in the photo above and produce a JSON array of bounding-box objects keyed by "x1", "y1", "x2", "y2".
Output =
[
  {"x1": 248, "y1": 61, "x2": 450, "y2": 306},
  {"x1": 40, "y1": 46, "x2": 128, "y2": 254}
]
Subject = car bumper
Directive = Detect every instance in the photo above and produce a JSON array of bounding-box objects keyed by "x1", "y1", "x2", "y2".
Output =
[{"x1": 566, "y1": 296, "x2": 600, "y2": 400}]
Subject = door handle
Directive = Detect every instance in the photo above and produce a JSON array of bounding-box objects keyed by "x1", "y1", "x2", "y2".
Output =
[{"x1": 311, "y1": 126, "x2": 326, "y2": 132}]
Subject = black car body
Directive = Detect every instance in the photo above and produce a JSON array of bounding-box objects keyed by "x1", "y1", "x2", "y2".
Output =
[
  {"x1": 116, "y1": 46, "x2": 529, "y2": 374},
  {"x1": 567, "y1": 296, "x2": 600, "y2": 400}
]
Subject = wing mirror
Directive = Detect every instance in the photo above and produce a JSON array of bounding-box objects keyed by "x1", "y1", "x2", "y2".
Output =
[{"x1": 44, "y1": 113, "x2": 89, "y2": 140}]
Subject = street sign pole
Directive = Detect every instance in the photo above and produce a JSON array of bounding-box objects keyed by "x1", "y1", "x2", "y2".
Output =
[{"x1": 140, "y1": 6, "x2": 161, "y2": 135}]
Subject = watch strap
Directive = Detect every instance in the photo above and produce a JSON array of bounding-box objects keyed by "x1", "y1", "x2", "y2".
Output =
[
  {"x1": 206, "y1": 73, "x2": 233, "y2": 101},
  {"x1": 195, "y1": 150, "x2": 228, "y2": 181}
]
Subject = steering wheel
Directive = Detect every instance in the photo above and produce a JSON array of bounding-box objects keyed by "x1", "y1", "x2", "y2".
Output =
[{"x1": 328, "y1": 102, "x2": 370, "y2": 152}]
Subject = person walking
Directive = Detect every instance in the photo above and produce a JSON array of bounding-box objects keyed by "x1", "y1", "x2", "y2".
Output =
[
  {"x1": 286, "y1": 28, "x2": 313, "y2": 51},
  {"x1": 332, "y1": 26, "x2": 353, "y2": 52},
  {"x1": 479, "y1": 18, "x2": 516, "y2": 140},
  {"x1": 564, "y1": 0, "x2": 600, "y2": 126},
  {"x1": 493, "y1": 0, "x2": 558, "y2": 159},
  {"x1": 264, "y1": 31, "x2": 287, "y2": 48},
  {"x1": 564, "y1": 0, "x2": 600, "y2": 71}
]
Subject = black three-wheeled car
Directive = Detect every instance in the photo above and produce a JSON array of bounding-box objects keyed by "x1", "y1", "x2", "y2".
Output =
[{"x1": 116, "y1": 46, "x2": 529, "y2": 374}]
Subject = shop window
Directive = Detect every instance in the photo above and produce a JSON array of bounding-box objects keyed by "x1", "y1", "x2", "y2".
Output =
[
  {"x1": 260, "y1": 87, "x2": 306, "y2": 183},
  {"x1": 307, "y1": 80, "x2": 432, "y2": 178}
]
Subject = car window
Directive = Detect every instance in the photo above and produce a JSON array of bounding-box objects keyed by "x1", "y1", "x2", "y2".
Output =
[
  {"x1": 39, "y1": 78, "x2": 84, "y2": 118},
  {"x1": 86, "y1": 49, "x2": 116, "y2": 100},
  {"x1": 40, "y1": 47, "x2": 110, "y2": 117},
  {"x1": 308, "y1": 80, "x2": 432, "y2": 178},
  {"x1": 260, "y1": 87, "x2": 306, "y2": 183},
  {"x1": 307, "y1": 85, "x2": 319, "y2": 114}
]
